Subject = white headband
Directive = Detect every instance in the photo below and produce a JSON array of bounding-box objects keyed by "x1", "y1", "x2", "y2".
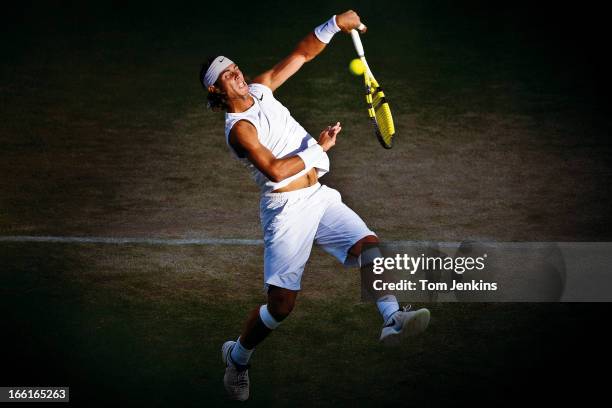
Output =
[{"x1": 202, "y1": 56, "x2": 234, "y2": 88}]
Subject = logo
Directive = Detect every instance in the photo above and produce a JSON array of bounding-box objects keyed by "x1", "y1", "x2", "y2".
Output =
[
  {"x1": 258, "y1": 94, "x2": 264, "y2": 101},
  {"x1": 218, "y1": 57, "x2": 225, "y2": 63}
]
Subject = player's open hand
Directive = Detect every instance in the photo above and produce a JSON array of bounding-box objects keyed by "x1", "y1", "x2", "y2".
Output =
[
  {"x1": 336, "y1": 10, "x2": 367, "y2": 33},
  {"x1": 318, "y1": 122, "x2": 342, "y2": 152}
]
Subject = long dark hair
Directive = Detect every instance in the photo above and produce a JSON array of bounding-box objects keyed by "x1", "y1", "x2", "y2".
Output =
[{"x1": 200, "y1": 56, "x2": 229, "y2": 112}]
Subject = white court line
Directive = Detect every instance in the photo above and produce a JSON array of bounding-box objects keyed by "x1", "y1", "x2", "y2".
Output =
[
  {"x1": 0, "y1": 235, "x2": 264, "y2": 246},
  {"x1": 0, "y1": 235, "x2": 465, "y2": 247}
]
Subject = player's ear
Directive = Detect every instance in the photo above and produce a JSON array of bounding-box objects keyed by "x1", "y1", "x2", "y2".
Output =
[{"x1": 209, "y1": 84, "x2": 226, "y2": 95}]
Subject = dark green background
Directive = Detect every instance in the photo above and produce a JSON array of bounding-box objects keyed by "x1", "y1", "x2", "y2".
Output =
[{"x1": 2, "y1": 1, "x2": 611, "y2": 406}]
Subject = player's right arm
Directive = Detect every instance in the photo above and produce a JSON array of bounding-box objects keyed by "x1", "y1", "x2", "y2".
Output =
[
  {"x1": 229, "y1": 120, "x2": 341, "y2": 183},
  {"x1": 252, "y1": 10, "x2": 366, "y2": 92}
]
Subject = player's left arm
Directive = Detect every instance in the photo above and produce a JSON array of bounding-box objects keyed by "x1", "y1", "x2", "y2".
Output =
[{"x1": 252, "y1": 10, "x2": 366, "y2": 92}]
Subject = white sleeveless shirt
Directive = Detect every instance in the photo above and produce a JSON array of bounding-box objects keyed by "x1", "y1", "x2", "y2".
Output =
[{"x1": 224, "y1": 83, "x2": 329, "y2": 194}]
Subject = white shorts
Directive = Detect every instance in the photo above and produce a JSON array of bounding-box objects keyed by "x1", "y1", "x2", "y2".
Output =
[{"x1": 260, "y1": 183, "x2": 376, "y2": 291}]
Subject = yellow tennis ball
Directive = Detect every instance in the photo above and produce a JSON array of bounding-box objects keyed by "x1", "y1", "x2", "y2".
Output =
[{"x1": 349, "y1": 58, "x2": 365, "y2": 76}]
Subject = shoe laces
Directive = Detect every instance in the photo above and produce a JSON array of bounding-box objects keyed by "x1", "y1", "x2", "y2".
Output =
[
  {"x1": 383, "y1": 305, "x2": 414, "y2": 328},
  {"x1": 236, "y1": 369, "x2": 249, "y2": 387}
]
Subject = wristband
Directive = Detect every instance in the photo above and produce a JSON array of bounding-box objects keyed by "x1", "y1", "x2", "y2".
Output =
[
  {"x1": 297, "y1": 143, "x2": 324, "y2": 169},
  {"x1": 314, "y1": 15, "x2": 341, "y2": 44}
]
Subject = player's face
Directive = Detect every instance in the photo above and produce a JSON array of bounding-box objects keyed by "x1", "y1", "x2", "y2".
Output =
[{"x1": 217, "y1": 64, "x2": 248, "y2": 98}]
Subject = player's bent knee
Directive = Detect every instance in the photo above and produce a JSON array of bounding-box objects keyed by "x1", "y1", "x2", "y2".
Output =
[
  {"x1": 267, "y1": 298, "x2": 295, "y2": 321},
  {"x1": 361, "y1": 235, "x2": 380, "y2": 245},
  {"x1": 267, "y1": 286, "x2": 297, "y2": 322},
  {"x1": 349, "y1": 234, "x2": 380, "y2": 257}
]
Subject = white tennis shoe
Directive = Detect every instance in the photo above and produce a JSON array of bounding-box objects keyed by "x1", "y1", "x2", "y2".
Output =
[
  {"x1": 221, "y1": 340, "x2": 250, "y2": 401},
  {"x1": 380, "y1": 306, "x2": 431, "y2": 346}
]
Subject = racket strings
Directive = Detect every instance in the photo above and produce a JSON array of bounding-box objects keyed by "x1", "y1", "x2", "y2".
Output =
[
  {"x1": 371, "y1": 83, "x2": 394, "y2": 141},
  {"x1": 364, "y1": 76, "x2": 395, "y2": 148},
  {"x1": 376, "y1": 105, "x2": 394, "y2": 140}
]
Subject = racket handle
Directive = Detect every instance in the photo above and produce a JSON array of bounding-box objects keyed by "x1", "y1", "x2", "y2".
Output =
[{"x1": 350, "y1": 29, "x2": 365, "y2": 57}]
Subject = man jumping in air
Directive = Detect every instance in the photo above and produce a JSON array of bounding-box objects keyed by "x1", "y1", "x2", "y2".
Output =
[{"x1": 200, "y1": 10, "x2": 430, "y2": 401}]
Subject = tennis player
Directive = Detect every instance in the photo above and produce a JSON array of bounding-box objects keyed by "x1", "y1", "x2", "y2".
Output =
[{"x1": 200, "y1": 10, "x2": 430, "y2": 401}]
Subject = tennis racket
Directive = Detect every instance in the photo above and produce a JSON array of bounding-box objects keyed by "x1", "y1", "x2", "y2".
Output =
[{"x1": 350, "y1": 28, "x2": 395, "y2": 149}]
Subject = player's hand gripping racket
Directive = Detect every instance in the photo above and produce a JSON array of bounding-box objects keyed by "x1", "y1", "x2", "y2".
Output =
[{"x1": 350, "y1": 27, "x2": 396, "y2": 149}]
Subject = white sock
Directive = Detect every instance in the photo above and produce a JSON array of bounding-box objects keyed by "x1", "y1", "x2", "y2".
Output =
[
  {"x1": 377, "y1": 294, "x2": 400, "y2": 323},
  {"x1": 230, "y1": 338, "x2": 253, "y2": 366}
]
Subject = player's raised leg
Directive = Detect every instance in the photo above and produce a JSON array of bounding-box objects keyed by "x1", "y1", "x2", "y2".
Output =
[{"x1": 350, "y1": 236, "x2": 431, "y2": 346}]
